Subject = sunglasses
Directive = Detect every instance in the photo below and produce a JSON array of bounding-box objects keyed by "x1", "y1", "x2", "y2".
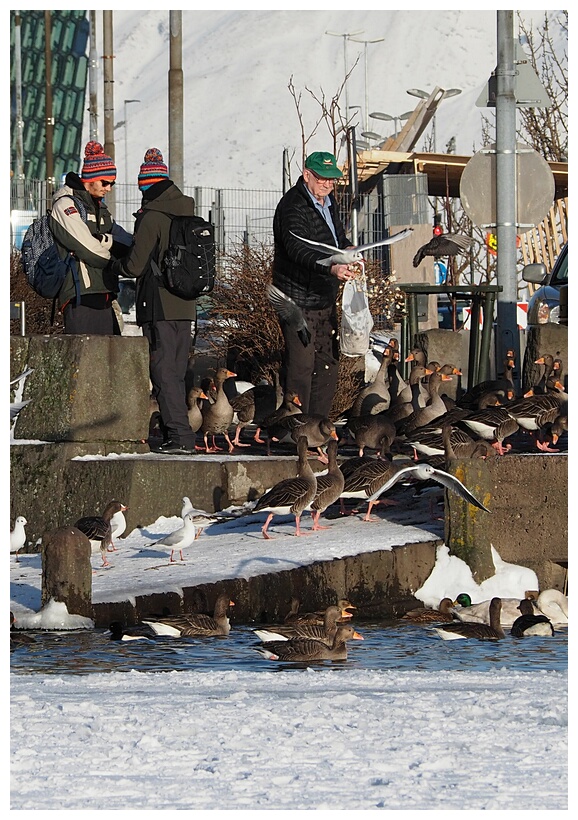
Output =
[{"x1": 100, "y1": 180, "x2": 115, "y2": 188}]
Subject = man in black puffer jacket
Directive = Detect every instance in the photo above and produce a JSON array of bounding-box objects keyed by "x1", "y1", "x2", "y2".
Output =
[{"x1": 272, "y1": 151, "x2": 356, "y2": 417}]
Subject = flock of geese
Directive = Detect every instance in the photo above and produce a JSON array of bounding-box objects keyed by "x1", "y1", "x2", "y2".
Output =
[{"x1": 12, "y1": 589, "x2": 567, "y2": 658}]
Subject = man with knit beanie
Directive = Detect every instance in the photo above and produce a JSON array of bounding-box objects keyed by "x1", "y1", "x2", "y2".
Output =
[
  {"x1": 113, "y1": 148, "x2": 198, "y2": 455},
  {"x1": 49, "y1": 140, "x2": 132, "y2": 334}
]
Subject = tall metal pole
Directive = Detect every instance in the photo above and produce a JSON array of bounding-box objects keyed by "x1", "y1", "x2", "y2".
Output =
[
  {"x1": 88, "y1": 11, "x2": 99, "y2": 141},
  {"x1": 350, "y1": 37, "x2": 384, "y2": 132},
  {"x1": 102, "y1": 11, "x2": 116, "y2": 212},
  {"x1": 347, "y1": 127, "x2": 359, "y2": 245},
  {"x1": 13, "y1": 11, "x2": 25, "y2": 205},
  {"x1": 44, "y1": 11, "x2": 55, "y2": 192},
  {"x1": 325, "y1": 30, "x2": 363, "y2": 120},
  {"x1": 124, "y1": 99, "x2": 140, "y2": 186},
  {"x1": 168, "y1": 11, "x2": 184, "y2": 189},
  {"x1": 494, "y1": 10, "x2": 520, "y2": 389}
]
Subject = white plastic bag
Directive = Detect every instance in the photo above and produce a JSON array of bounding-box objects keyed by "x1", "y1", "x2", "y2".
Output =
[{"x1": 339, "y1": 263, "x2": 373, "y2": 357}]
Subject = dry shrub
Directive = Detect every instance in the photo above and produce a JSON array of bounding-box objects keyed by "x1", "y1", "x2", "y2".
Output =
[{"x1": 10, "y1": 250, "x2": 65, "y2": 335}]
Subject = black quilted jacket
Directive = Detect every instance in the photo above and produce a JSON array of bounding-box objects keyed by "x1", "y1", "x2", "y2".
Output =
[{"x1": 272, "y1": 177, "x2": 350, "y2": 310}]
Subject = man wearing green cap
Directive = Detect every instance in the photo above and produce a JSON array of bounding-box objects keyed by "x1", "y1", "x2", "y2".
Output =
[{"x1": 271, "y1": 151, "x2": 355, "y2": 417}]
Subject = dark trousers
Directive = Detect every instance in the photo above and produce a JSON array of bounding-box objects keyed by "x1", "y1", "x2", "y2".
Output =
[
  {"x1": 63, "y1": 302, "x2": 121, "y2": 335},
  {"x1": 142, "y1": 320, "x2": 196, "y2": 447},
  {"x1": 280, "y1": 303, "x2": 339, "y2": 417}
]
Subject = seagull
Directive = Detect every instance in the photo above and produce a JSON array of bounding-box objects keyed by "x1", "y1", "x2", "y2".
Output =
[
  {"x1": 365, "y1": 463, "x2": 490, "y2": 512},
  {"x1": 10, "y1": 367, "x2": 34, "y2": 386},
  {"x1": 10, "y1": 367, "x2": 34, "y2": 422},
  {"x1": 10, "y1": 516, "x2": 28, "y2": 560},
  {"x1": 412, "y1": 233, "x2": 472, "y2": 267},
  {"x1": 289, "y1": 227, "x2": 413, "y2": 266},
  {"x1": 266, "y1": 283, "x2": 311, "y2": 346},
  {"x1": 180, "y1": 497, "x2": 218, "y2": 534},
  {"x1": 150, "y1": 512, "x2": 198, "y2": 563}
]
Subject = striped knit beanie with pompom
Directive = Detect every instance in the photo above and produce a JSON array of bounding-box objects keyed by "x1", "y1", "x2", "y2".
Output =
[
  {"x1": 81, "y1": 141, "x2": 117, "y2": 182},
  {"x1": 138, "y1": 148, "x2": 169, "y2": 191}
]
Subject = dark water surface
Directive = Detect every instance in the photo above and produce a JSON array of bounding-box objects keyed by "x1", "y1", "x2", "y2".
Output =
[{"x1": 10, "y1": 620, "x2": 568, "y2": 676}]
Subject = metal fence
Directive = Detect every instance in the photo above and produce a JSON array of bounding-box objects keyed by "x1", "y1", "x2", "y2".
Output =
[{"x1": 10, "y1": 173, "x2": 430, "y2": 256}]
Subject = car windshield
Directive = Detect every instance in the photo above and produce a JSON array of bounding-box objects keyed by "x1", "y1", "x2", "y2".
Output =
[{"x1": 551, "y1": 245, "x2": 568, "y2": 286}]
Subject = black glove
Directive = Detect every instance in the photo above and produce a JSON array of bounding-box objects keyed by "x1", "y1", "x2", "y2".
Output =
[{"x1": 103, "y1": 262, "x2": 120, "y2": 294}]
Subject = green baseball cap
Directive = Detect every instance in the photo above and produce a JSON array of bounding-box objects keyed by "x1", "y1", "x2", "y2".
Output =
[{"x1": 304, "y1": 151, "x2": 343, "y2": 179}]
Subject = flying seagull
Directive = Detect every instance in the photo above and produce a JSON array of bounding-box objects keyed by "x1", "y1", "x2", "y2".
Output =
[
  {"x1": 266, "y1": 284, "x2": 311, "y2": 347},
  {"x1": 290, "y1": 227, "x2": 414, "y2": 267},
  {"x1": 366, "y1": 462, "x2": 490, "y2": 512}
]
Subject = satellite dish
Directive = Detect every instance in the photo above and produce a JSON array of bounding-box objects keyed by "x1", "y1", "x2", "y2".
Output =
[{"x1": 460, "y1": 143, "x2": 555, "y2": 233}]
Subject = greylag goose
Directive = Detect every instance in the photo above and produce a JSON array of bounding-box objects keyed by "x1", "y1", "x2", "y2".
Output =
[
  {"x1": 460, "y1": 406, "x2": 520, "y2": 455},
  {"x1": 252, "y1": 436, "x2": 317, "y2": 538},
  {"x1": 412, "y1": 232, "x2": 472, "y2": 267},
  {"x1": 229, "y1": 376, "x2": 282, "y2": 447},
  {"x1": 510, "y1": 599, "x2": 555, "y2": 637},
  {"x1": 346, "y1": 414, "x2": 397, "y2": 458},
  {"x1": 457, "y1": 350, "x2": 516, "y2": 409},
  {"x1": 392, "y1": 356, "x2": 431, "y2": 408},
  {"x1": 441, "y1": 422, "x2": 495, "y2": 461},
  {"x1": 108, "y1": 622, "x2": 157, "y2": 641},
  {"x1": 365, "y1": 462, "x2": 491, "y2": 516},
  {"x1": 536, "y1": 589, "x2": 568, "y2": 624},
  {"x1": 186, "y1": 387, "x2": 209, "y2": 437},
  {"x1": 339, "y1": 457, "x2": 403, "y2": 521},
  {"x1": 253, "y1": 604, "x2": 348, "y2": 645},
  {"x1": 310, "y1": 439, "x2": 344, "y2": 530},
  {"x1": 432, "y1": 597, "x2": 505, "y2": 640},
  {"x1": 505, "y1": 387, "x2": 568, "y2": 450},
  {"x1": 144, "y1": 593, "x2": 235, "y2": 637},
  {"x1": 281, "y1": 599, "x2": 355, "y2": 626},
  {"x1": 402, "y1": 597, "x2": 456, "y2": 623},
  {"x1": 200, "y1": 367, "x2": 237, "y2": 453},
  {"x1": 261, "y1": 392, "x2": 302, "y2": 448},
  {"x1": 270, "y1": 413, "x2": 338, "y2": 461},
  {"x1": 349, "y1": 345, "x2": 394, "y2": 417},
  {"x1": 452, "y1": 592, "x2": 539, "y2": 626},
  {"x1": 148, "y1": 512, "x2": 198, "y2": 563},
  {"x1": 253, "y1": 623, "x2": 364, "y2": 661},
  {"x1": 74, "y1": 500, "x2": 127, "y2": 567},
  {"x1": 396, "y1": 371, "x2": 454, "y2": 436}
]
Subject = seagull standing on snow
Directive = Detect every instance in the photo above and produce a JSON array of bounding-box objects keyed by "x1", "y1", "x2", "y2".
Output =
[
  {"x1": 290, "y1": 227, "x2": 413, "y2": 267},
  {"x1": 150, "y1": 512, "x2": 198, "y2": 562},
  {"x1": 10, "y1": 516, "x2": 28, "y2": 560}
]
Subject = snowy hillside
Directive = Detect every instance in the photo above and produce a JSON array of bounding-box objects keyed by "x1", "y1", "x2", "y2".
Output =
[{"x1": 85, "y1": 9, "x2": 564, "y2": 190}]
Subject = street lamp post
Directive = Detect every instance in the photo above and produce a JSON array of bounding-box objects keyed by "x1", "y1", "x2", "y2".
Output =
[
  {"x1": 369, "y1": 110, "x2": 413, "y2": 139},
  {"x1": 406, "y1": 86, "x2": 462, "y2": 152},
  {"x1": 350, "y1": 36, "x2": 385, "y2": 131},
  {"x1": 325, "y1": 29, "x2": 364, "y2": 117},
  {"x1": 123, "y1": 99, "x2": 140, "y2": 185}
]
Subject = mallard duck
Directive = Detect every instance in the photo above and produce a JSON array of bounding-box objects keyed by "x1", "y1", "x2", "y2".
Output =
[
  {"x1": 253, "y1": 623, "x2": 364, "y2": 661},
  {"x1": 252, "y1": 436, "x2": 317, "y2": 538},
  {"x1": 143, "y1": 593, "x2": 235, "y2": 637},
  {"x1": 432, "y1": 597, "x2": 505, "y2": 640},
  {"x1": 402, "y1": 597, "x2": 456, "y2": 623},
  {"x1": 310, "y1": 439, "x2": 344, "y2": 530},
  {"x1": 452, "y1": 592, "x2": 538, "y2": 626},
  {"x1": 510, "y1": 599, "x2": 555, "y2": 637}
]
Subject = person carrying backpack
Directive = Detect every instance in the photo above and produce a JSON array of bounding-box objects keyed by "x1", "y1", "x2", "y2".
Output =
[
  {"x1": 49, "y1": 141, "x2": 132, "y2": 335},
  {"x1": 113, "y1": 148, "x2": 198, "y2": 455}
]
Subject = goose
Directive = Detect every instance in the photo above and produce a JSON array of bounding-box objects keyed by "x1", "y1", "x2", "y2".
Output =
[
  {"x1": 349, "y1": 345, "x2": 395, "y2": 417},
  {"x1": 432, "y1": 597, "x2": 505, "y2": 640},
  {"x1": 108, "y1": 621, "x2": 157, "y2": 642},
  {"x1": 457, "y1": 350, "x2": 516, "y2": 409},
  {"x1": 391, "y1": 358, "x2": 431, "y2": 409},
  {"x1": 412, "y1": 232, "x2": 472, "y2": 268},
  {"x1": 441, "y1": 422, "x2": 495, "y2": 461},
  {"x1": 74, "y1": 500, "x2": 127, "y2": 567},
  {"x1": 402, "y1": 597, "x2": 456, "y2": 623},
  {"x1": 452, "y1": 592, "x2": 539, "y2": 626},
  {"x1": 270, "y1": 413, "x2": 339, "y2": 461},
  {"x1": 186, "y1": 387, "x2": 209, "y2": 436},
  {"x1": 200, "y1": 367, "x2": 237, "y2": 453},
  {"x1": 252, "y1": 436, "x2": 317, "y2": 538},
  {"x1": 261, "y1": 392, "x2": 302, "y2": 447},
  {"x1": 253, "y1": 623, "x2": 364, "y2": 662},
  {"x1": 310, "y1": 439, "x2": 344, "y2": 530},
  {"x1": 253, "y1": 604, "x2": 348, "y2": 645},
  {"x1": 505, "y1": 387, "x2": 568, "y2": 449},
  {"x1": 510, "y1": 599, "x2": 555, "y2": 637},
  {"x1": 229, "y1": 376, "x2": 282, "y2": 446},
  {"x1": 339, "y1": 456, "x2": 404, "y2": 521},
  {"x1": 346, "y1": 414, "x2": 397, "y2": 458},
  {"x1": 396, "y1": 371, "x2": 454, "y2": 436},
  {"x1": 460, "y1": 406, "x2": 520, "y2": 455},
  {"x1": 148, "y1": 512, "x2": 198, "y2": 563},
  {"x1": 536, "y1": 589, "x2": 568, "y2": 624},
  {"x1": 144, "y1": 593, "x2": 235, "y2": 637}
]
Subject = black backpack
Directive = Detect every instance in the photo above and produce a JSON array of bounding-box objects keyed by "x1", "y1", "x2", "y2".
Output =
[
  {"x1": 152, "y1": 215, "x2": 216, "y2": 300},
  {"x1": 20, "y1": 195, "x2": 85, "y2": 301}
]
